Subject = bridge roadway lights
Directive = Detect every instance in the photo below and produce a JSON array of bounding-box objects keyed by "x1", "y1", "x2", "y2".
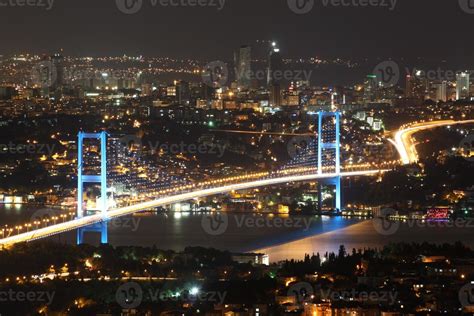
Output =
[
  {"x1": 76, "y1": 131, "x2": 108, "y2": 245},
  {"x1": 317, "y1": 111, "x2": 342, "y2": 212}
]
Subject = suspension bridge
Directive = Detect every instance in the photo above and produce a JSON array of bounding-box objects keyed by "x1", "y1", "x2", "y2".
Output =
[{"x1": 0, "y1": 111, "x2": 388, "y2": 247}]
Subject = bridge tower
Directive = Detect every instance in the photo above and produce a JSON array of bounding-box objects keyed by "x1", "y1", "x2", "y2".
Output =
[
  {"x1": 76, "y1": 131, "x2": 108, "y2": 244},
  {"x1": 317, "y1": 111, "x2": 342, "y2": 212}
]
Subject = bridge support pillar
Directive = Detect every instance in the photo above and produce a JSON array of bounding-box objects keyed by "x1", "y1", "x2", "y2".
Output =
[
  {"x1": 76, "y1": 131, "x2": 108, "y2": 245},
  {"x1": 317, "y1": 111, "x2": 342, "y2": 212},
  {"x1": 317, "y1": 177, "x2": 341, "y2": 212}
]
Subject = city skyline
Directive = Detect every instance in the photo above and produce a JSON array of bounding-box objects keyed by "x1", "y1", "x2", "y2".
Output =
[
  {"x1": 0, "y1": 0, "x2": 473, "y2": 63},
  {"x1": 0, "y1": 1, "x2": 474, "y2": 314}
]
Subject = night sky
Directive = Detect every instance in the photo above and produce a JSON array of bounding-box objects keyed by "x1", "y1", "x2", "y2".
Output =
[{"x1": 1, "y1": 0, "x2": 473, "y2": 64}]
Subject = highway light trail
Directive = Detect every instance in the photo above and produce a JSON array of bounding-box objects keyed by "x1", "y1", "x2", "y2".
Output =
[
  {"x1": 0, "y1": 170, "x2": 384, "y2": 248},
  {"x1": 211, "y1": 129, "x2": 315, "y2": 136},
  {"x1": 392, "y1": 119, "x2": 474, "y2": 165}
]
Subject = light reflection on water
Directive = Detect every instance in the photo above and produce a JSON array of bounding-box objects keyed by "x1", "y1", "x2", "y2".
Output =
[
  {"x1": 4, "y1": 206, "x2": 473, "y2": 262},
  {"x1": 0, "y1": 204, "x2": 43, "y2": 224},
  {"x1": 103, "y1": 212, "x2": 361, "y2": 253},
  {"x1": 0, "y1": 205, "x2": 362, "y2": 253}
]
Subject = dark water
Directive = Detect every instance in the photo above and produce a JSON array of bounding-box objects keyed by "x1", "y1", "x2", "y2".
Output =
[
  {"x1": 0, "y1": 205, "x2": 361, "y2": 252},
  {"x1": 3, "y1": 205, "x2": 474, "y2": 263},
  {"x1": 0, "y1": 204, "x2": 44, "y2": 224},
  {"x1": 106, "y1": 213, "x2": 361, "y2": 253}
]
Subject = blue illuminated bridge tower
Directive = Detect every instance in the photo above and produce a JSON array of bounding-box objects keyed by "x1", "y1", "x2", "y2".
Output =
[
  {"x1": 317, "y1": 111, "x2": 342, "y2": 212},
  {"x1": 76, "y1": 131, "x2": 108, "y2": 244}
]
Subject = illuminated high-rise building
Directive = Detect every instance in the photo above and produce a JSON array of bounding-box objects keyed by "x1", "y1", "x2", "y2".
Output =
[
  {"x1": 141, "y1": 83, "x2": 152, "y2": 96},
  {"x1": 363, "y1": 75, "x2": 377, "y2": 104},
  {"x1": 268, "y1": 42, "x2": 283, "y2": 107},
  {"x1": 405, "y1": 74, "x2": 414, "y2": 98},
  {"x1": 456, "y1": 71, "x2": 470, "y2": 100},
  {"x1": 405, "y1": 70, "x2": 427, "y2": 100},
  {"x1": 234, "y1": 45, "x2": 252, "y2": 90},
  {"x1": 167, "y1": 85, "x2": 176, "y2": 97},
  {"x1": 267, "y1": 42, "x2": 283, "y2": 86},
  {"x1": 50, "y1": 53, "x2": 64, "y2": 89},
  {"x1": 436, "y1": 81, "x2": 447, "y2": 102},
  {"x1": 176, "y1": 80, "x2": 190, "y2": 105}
]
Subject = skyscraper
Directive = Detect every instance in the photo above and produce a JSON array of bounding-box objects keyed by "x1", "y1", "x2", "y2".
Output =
[
  {"x1": 267, "y1": 42, "x2": 283, "y2": 87},
  {"x1": 436, "y1": 81, "x2": 447, "y2": 102},
  {"x1": 234, "y1": 45, "x2": 252, "y2": 90},
  {"x1": 176, "y1": 80, "x2": 190, "y2": 105},
  {"x1": 405, "y1": 70, "x2": 427, "y2": 100},
  {"x1": 456, "y1": 71, "x2": 470, "y2": 100},
  {"x1": 405, "y1": 74, "x2": 414, "y2": 98},
  {"x1": 267, "y1": 42, "x2": 283, "y2": 108},
  {"x1": 50, "y1": 53, "x2": 64, "y2": 89},
  {"x1": 363, "y1": 75, "x2": 377, "y2": 104}
]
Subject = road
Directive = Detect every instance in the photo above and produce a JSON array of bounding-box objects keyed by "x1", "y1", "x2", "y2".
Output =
[
  {"x1": 0, "y1": 170, "x2": 384, "y2": 248},
  {"x1": 211, "y1": 129, "x2": 314, "y2": 136},
  {"x1": 391, "y1": 119, "x2": 474, "y2": 165}
]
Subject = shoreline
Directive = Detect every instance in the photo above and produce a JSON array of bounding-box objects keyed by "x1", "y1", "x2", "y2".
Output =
[{"x1": 254, "y1": 219, "x2": 474, "y2": 263}]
